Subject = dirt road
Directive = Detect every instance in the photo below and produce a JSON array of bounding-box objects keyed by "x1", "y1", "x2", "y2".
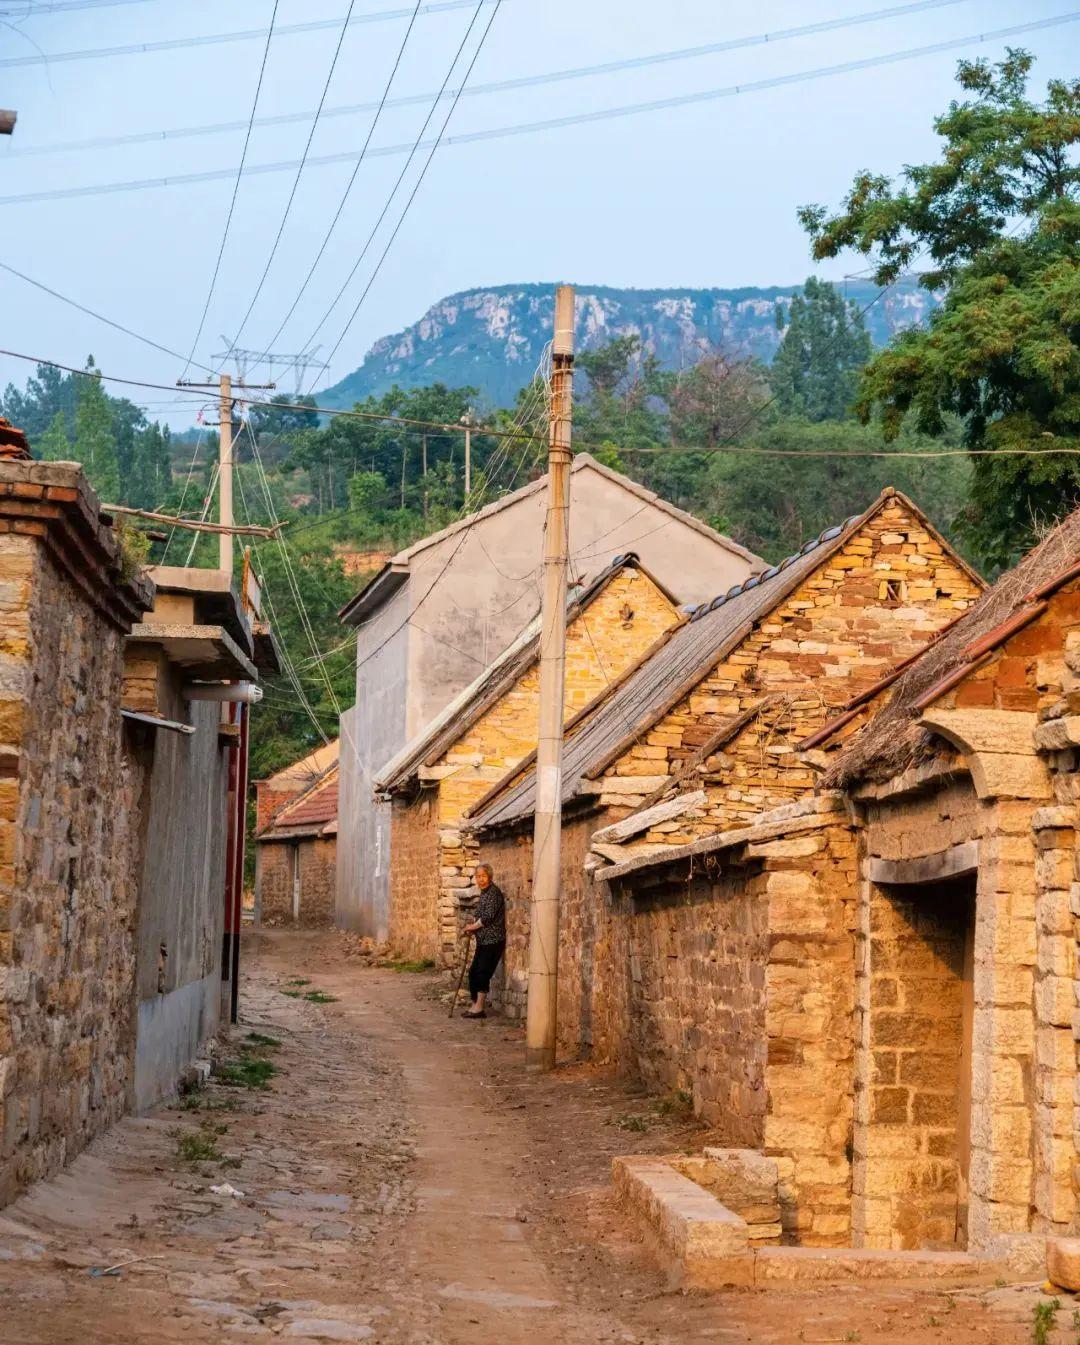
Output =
[{"x1": 0, "y1": 932, "x2": 1062, "y2": 1343}]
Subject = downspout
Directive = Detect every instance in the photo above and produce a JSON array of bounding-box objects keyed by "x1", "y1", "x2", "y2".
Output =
[
  {"x1": 222, "y1": 702, "x2": 239, "y2": 1015},
  {"x1": 230, "y1": 700, "x2": 249, "y2": 1024}
]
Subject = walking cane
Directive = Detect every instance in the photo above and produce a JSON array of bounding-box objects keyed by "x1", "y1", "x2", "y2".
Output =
[{"x1": 449, "y1": 933, "x2": 473, "y2": 1019}]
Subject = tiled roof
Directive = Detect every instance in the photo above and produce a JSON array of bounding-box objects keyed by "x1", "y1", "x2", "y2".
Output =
[
  {"x1": 373, "y1": 553, "x2": 674, "y2": 794},
  {"x1": 259, "y1": 739, "x2": 340, "y2": 792},
  {"x1": 823, "y1": 506, "x2": 1080, "y2": 786},
  {"x1": 259, "y1": 764, "x2": 338, "y2": 840},
  {"x1": 468, "y1": 490, "x2": 924, "y2": 834}
]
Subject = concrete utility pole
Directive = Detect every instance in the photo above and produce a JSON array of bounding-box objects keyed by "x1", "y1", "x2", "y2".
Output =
[
  {"x1": 525, "y1": 284, "x2": 575, "y2": 1072},
  {"x1": 461, "y1": 411, "x2": 474, "y2": 500},
  {"x1": 219, "y1": 373, "x2": 234, "y2": 576}
]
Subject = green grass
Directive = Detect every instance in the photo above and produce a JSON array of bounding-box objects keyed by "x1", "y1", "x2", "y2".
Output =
[
  {"x1": 171, "y1": 1119, "x2": 235, "y2": 1165},
  {"x1": 611, "y1": 1113, "x2": 650, "y2": 1133},
  {"x1": 388, "y1": 958, "x2": 436, "y2": 974},
  {"x1": 303, "y1": 989, "x2": 338, "y2": 1003},
  {"x1": 245, "y1": 1032, "x2": 281, "y2": 1049},
  {"x1": 281, "y1": 989, "x2": 302, "y2": 998},
  {"x1": 285, "y1": 978, "x2": 311, "y2": 987},
  {"x1": 655, "y1": 1088, "x2": 694, "y2": 1120},
  {"x1": 1034, "y1": 1298, "x2": 1060, "y2": 1345},
  {"x1": 215, "y1": 1056, "x2": 278, "y2": 1090},
  {"x1": 178, "y1": 1093, "x2": 238, "y2": 1113}
]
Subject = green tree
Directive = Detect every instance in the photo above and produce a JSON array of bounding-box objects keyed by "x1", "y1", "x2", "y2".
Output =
[
  {"x1": 798, "y1": 50, "x2": 1080, "y2": 570},
  {"x1": 38, "y1": 411, "x2": 71, "y2": 462},
  {"x1": 704, "y1": 418, "x2": 973, "y2": 563},
  {"x1": 770, "y1": 278, "x2": 871, "y2": 420},
  {"x1": 73, "y1": 360, "x2": 120, "y2": 500}
]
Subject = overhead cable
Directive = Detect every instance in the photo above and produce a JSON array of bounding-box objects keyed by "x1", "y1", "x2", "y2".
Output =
[
  {"x1": 223, "y1": 0, "x2": 358, "y2": 359},
  {"x1": 3, "y1": 12, "x2": 1074, "y2": 209},
  {"x1": 0, "y1": 0, "x2": 504, "y2": 67},
  {"x1": 180, "y1": 0, "x2": 281, "y2": 379},
  {"x1": 6, "y1": 0, "x2": 975, "y2": 160},
  {"x1": 298, "y1": 0, "x2": 495, "y2": 358},
  {"x1": 256, "y1": 0, "x2": 424, "y2": 357}
]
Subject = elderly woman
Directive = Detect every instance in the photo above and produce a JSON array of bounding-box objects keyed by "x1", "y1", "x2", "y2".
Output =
[{"x1": 461, "y1": 863, "x2": 506, "y2": 1020}]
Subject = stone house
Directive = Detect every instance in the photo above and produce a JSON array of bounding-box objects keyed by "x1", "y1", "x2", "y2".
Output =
[
  {"x1": 468, "y1": 489, "x2": 983, "y2": 1046},
  {"x1": 373, "y1": 554, "x2": 682, "y2": 965},
  {"x1": 335, "y1": 451, "x2": 763, "y2": 942},
  {"x1": 255, "y1": 760, "x2": 339, "y2": 927},
  {"x1": 0, "y1": 440, "x2": 271, "y2": 1204},
  {"x1": 590, "y1": 505, "x2": 1080, "y2": 1263},
  {"x1": 255, "y1": 738, "x2": 339, "y2": 834},
  {"x1": 123, "y1": 562, "x2": 276, "y2": 1111}
]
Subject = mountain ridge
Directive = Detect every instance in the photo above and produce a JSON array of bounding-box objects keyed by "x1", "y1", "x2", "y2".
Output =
[{"x1": 322, "y1": 280, "x2": 938, "y2": 410}]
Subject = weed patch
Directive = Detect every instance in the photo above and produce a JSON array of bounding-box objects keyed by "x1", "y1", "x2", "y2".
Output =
[
  {"x1": 245, "y1": 1032, "x2": 281, "y2": 1050},
  {"x1": 303, "y1": 990, "x2": 338, "y2": 1004},
  {"x1": 611, "y1": 1112, "x2": 650, "y2": 1133},
  {"x1": 1034, "y1": 1297, "x2": 1060, "y2": 1345},
  {"x1": 388, "y1": 958, "x2": 436, "y2": 974},
  {"x1": 215, "y1": 1056, "x2": 278, "y2": 1090},
  {"x1": 171, "y1": 1120, "x2": 237, "y2": 1166}
]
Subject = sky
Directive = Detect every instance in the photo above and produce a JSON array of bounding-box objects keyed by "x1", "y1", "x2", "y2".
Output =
[{"x1": 0, "y1": 0, "x2": 1077, "y2": 427}]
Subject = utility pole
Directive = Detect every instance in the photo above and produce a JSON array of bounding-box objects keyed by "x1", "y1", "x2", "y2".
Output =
[
  {"x1": 461, "y1": 409, "x2": 475, "y2": 500},
  {"x1": 524, "y1": 284, "x2": 574, "y2": 1072},
  {"x1": 219, "y1": 373, "x2": 234, "y2": 576},
  {"x1": 177, "y1": 370, "x2": 275, "y2": 578}
]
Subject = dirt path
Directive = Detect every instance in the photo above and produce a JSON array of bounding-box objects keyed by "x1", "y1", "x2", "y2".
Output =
[{"x1": 0, "y1": 932, "x2": 1065, "y2": 1343}]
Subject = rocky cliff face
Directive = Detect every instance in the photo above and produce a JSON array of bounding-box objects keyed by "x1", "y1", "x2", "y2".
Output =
[{"x1": 324, "y1": 281, "x2": 937, "y2": 409}]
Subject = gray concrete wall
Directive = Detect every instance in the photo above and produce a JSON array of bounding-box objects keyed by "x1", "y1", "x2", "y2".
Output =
[
  {"x1": 131, "y1": 674, "x2": 230, "y2": 1111},
  {"x1": 405, "y1": 464, "x2": 757, "y2": 730},
  {"x1": 336, "y1": 584, "x2": 409, "y2": 936}
]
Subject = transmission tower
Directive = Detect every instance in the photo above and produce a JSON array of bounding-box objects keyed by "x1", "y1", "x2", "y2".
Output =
[{"x1": 212, "y1": 341, "x2": 331, "y2": 395}]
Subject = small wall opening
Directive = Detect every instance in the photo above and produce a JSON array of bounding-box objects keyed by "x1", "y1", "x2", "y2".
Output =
[{"x1": 865, "y1": 872, "x2": 975, "y2": 1250}]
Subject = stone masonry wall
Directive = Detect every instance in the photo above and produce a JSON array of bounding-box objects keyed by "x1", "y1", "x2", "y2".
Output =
[
  {"x1": 256, "y1": 842, "x2": 292, "y2": 925},
  {"x1": 596, "y1": 498, "x2": 981, "y2": 829},
  {"x1": 387, "y1": 792, "x2": 441, "y2": 962},
  {"x1": 605, "y1": 864, "x2": 770, "y2": 1140},
  {"x1": 603, "y1": 803, "x2": 859, "y2": 1245},
  {"x1": 298, "y1": 838, "x2": 337, "y2": 927},
  {"x1": 0, "y1": 530, "x2": 145, "y2": 1204},
  {"x1": 256, "y1": 838, "x2": 336, "y2": 928},
  {"x1": 396, "y1": 567, "x2": 679, "y2": 966}
]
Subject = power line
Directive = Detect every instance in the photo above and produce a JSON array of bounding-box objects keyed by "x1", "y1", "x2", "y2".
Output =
[
  {"x1": 256, "y1": 0, "x2": 424, "y2": 358},
  {"x1": 6, "y1": 0, "x2": 976, "y2": 161},
  {"x1": 1, "y1": 0, "x2": 166, "y2": 13},
  {"x1": 180, "y1": 0, "x2": 281, "y2": 379},
  {"x1": 223, "y1": 0, "x2": 358, "y2": 359},
  {"x1": 297, "y1": 0, "x2": 493, "y2": 359},
  {"x1": 316, "y1": 0, "x2": 504, "y2": 380},
  {"x1": 0, "y1": 259, "x2": 218, "y2": 377},
  {"x1": 0, "y1": 0, "x2": 503, "y2": 67},
  {"x1": 3, "y1": 14, "x2": 1074, "y2": 210},
  {"x1": 7, "y1": 338, "x2": 1080, "y2": 463}
]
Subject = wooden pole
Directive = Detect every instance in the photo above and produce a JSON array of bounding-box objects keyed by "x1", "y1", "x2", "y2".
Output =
[
  {"x1": 219, "y1": 373, "x2": 233, "y2": 576},
  {"x1": 524, "y1": 284, "x2": 574, "y2": 1072},
  {"x1": 464, "y1": 423, "x2": 472, "y2": 500}
]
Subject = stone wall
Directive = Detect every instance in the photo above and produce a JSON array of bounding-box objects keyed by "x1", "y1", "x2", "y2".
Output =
[
  {"x1": 485, "y1": 813, "x2": 600, "y2": 1046},
  {"x1": 387, "y1": 792, "x2": 441, "y2": 961},
  {"x1": 256, "y1": 841, "x2": 291, "y2": 926},
  {"x1": 605, "y1": 801, "x2": 860, "y2": 1245},
  {"x1": 605, "y1": 865, "x2": 770, "y2": 1141},
  {"x1": 0, "y1": 463, "x2": 151, "y2": 1205},
  {"x1": 298, "y1": 838, "x2": 337, "y2": 927},
  {"x1": 257, "y1": 837, "x2": 338, "y2": 928}
]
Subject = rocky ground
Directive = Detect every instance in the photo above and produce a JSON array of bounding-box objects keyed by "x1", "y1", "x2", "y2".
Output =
[{"x1": 0, "y1": 931, "x2": 1068, "y2": 1343}]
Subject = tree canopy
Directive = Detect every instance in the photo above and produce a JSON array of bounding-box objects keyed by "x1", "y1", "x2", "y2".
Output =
[{"x1": 799, "y1": 49, "x2": 1080, "y2": 569}]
